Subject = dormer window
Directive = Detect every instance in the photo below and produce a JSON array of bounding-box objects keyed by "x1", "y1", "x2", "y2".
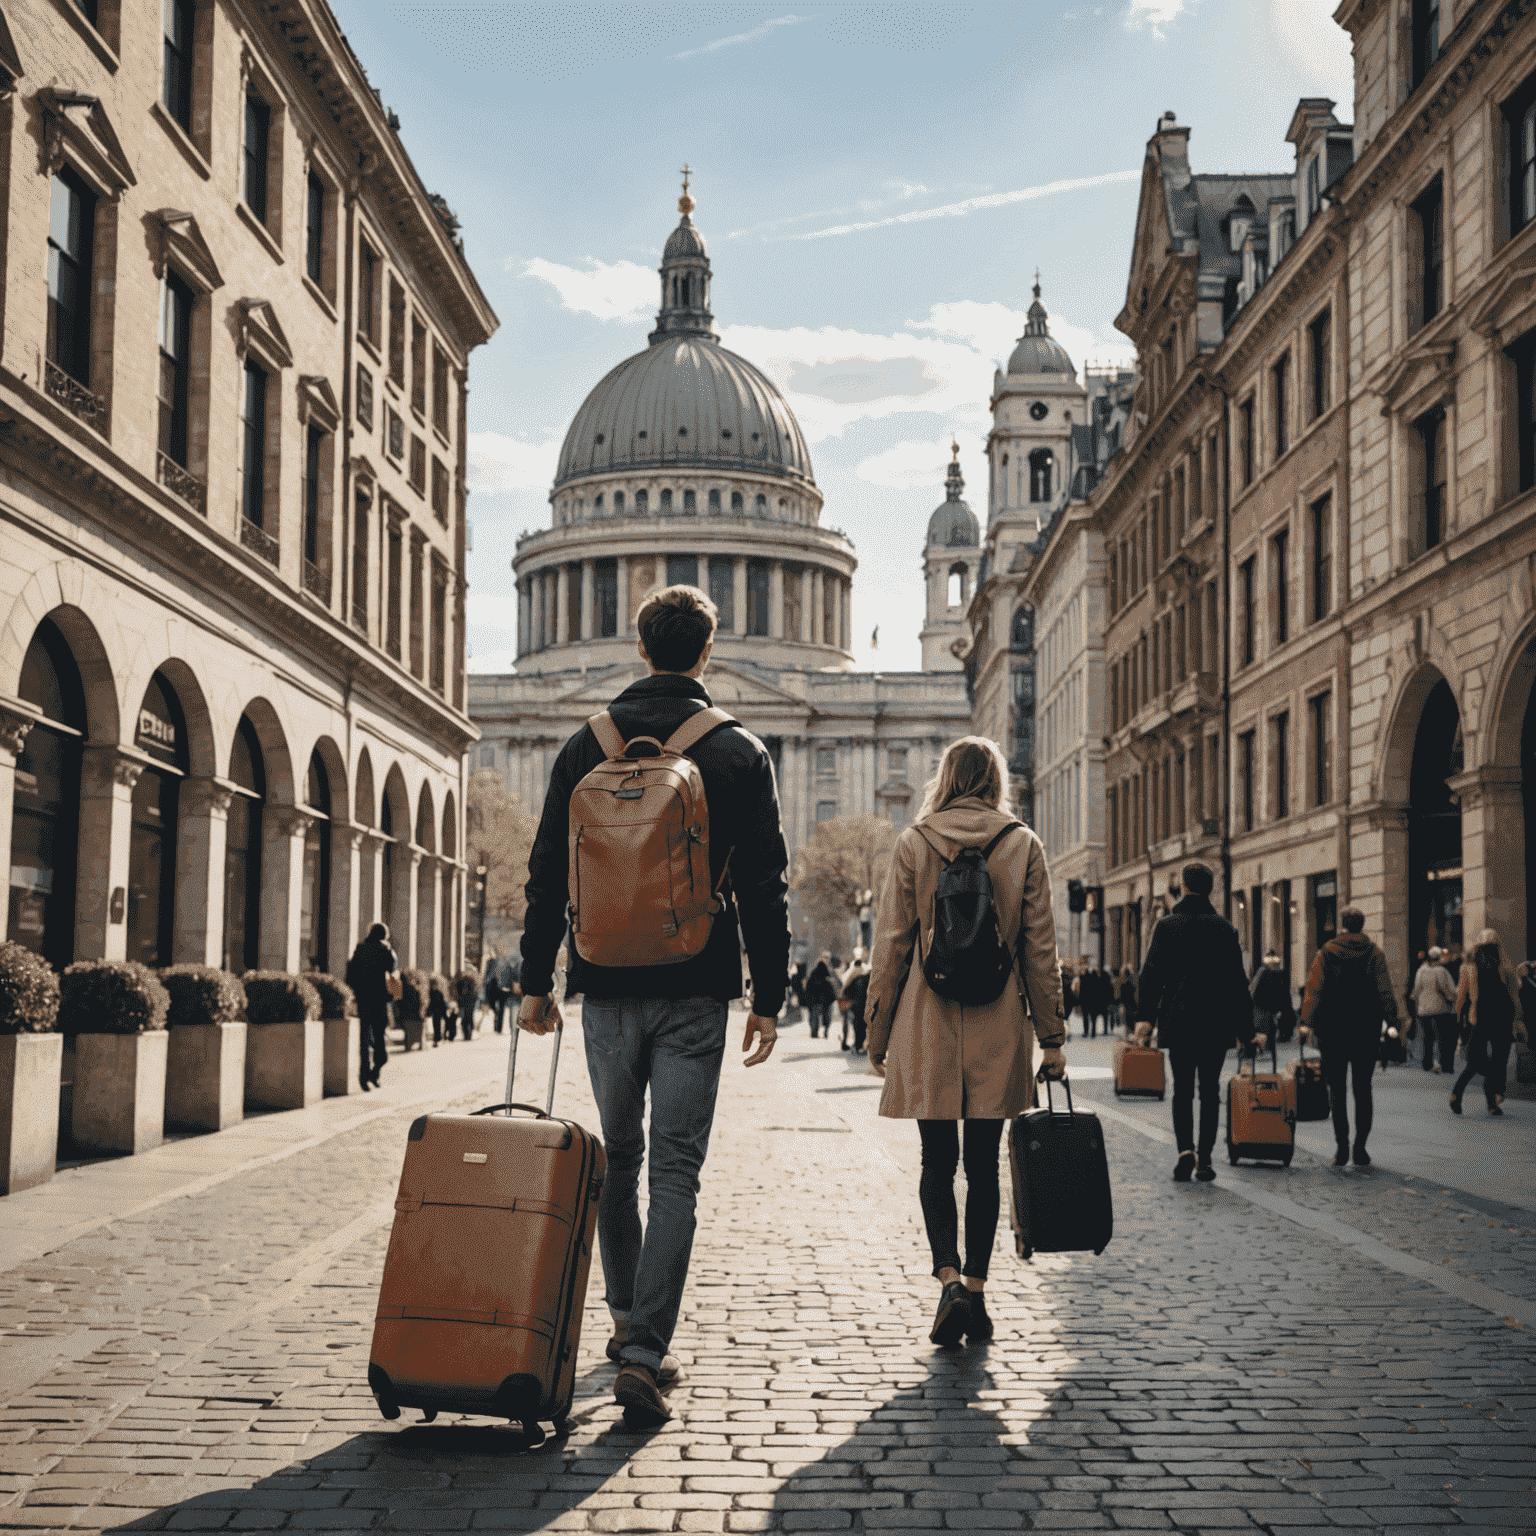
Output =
[{"x1": 1305, "y1": 157, "x2": 1321, "y2": 218}]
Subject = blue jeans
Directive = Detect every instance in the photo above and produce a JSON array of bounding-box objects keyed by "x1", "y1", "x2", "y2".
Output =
[{"x1": 581, "y1": 996, "x2": 728, "y2": 1372}]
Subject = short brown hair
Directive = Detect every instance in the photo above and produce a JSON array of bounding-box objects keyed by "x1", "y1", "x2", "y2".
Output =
[
  {"x1": 1180, "y1": 861, "x2": 1213, "y2": 896},
  {"x1": 637, "y1": 584, "x2": 718, "y2": 672},
  {"x1": 1340, "y1": 905, "x2": 1365, "y2": 933}
]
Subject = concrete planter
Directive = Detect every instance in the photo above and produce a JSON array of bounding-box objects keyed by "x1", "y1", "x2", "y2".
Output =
[
  {"x1": 322, "y1": 1017, "x2": 359, "y2": 1097},
  {"x1": 245, "y1": 1020, "x2": 323, "y2": 1111},
  {"x1": 72, "y1": 1030, "x2": 169, "y2": 1156},
  {"x1": 165, "y1": 1022, "x2": 248, "y2": 1132},
  {"x1": 0, "y1": 1033, "x2": 63, "y2": 1194}
]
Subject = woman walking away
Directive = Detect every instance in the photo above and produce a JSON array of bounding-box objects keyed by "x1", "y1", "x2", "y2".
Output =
[
  {"x1": 1450, "y1": 930, "x2": 1527, "y2": 1117},
  {"x1": 1117, "y1": 967, "x2": 1137, "y2": 1036},
  {"x1": 806, "y1": 952, "x2": 836, "y2": 1039},
  {"x1": 865, "y1": 736, "x2": 1067, "y2": 1349}
]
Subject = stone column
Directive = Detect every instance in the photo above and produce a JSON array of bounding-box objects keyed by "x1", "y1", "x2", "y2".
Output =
[
  {"x1": 331, "y1": 823, "x2": 365, "y2": 975},
  {"x1": 1347, "y1": 802, "x2": 1410, "y2": 990},
  {"x1": 419, "y1": 855, "x2": 443, "y2": 975},
  {"x1": 75, "y1": 744, "x2": 143, "y2": 961},
  {"x1": 173, "y1": 777, "x2": 236, "y2": 965},
  {"x1": 732, "y1": 558, "x2": 747, "y2": 636},
  {"x1": 617, "y1": 555, "x2": 632, "y2": 633},
  {"x1": 799, "y1": 567, "x2": 813, "y2": 643},
  {"x1": 834, "y1": 577, "x2": 846, "y2": 652},
  {"x1": 259, "y1": 805, "x2": 313, "y2": 973},
  {"x1": 402, "y1": 844, "x2": 423, "y2": 968},
  {"x1": 769, "y1": 562, "x2": 785, "y2": 640},
  {"x1": 580, "y1": 560, "x2": 595, "y2": 641},
  {"x1": 517, "y1": 578, "x2": 529, "y2": 655},
  {"x1": 1452, "y1": 766, "x2": 1524, "y2": 944},
  {"x1": 542, "y1": 571, "x2": 556, "y2": 650},
  {"x1": 811, "y1": 569, "x2": 824, "y2": 645},
  {"x1": 359, "y1": 828, "x2": 386, "y2": 933},
  {"x1": 0, "y1": 703, "x2": 39, "y2": 945},
  {"x1": 556, "y1": 565, "x2": 570, "y2": 645}
]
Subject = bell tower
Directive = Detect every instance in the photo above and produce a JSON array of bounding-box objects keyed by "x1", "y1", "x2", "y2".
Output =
[
  {"x1": 920, "y1": 442, "x2": 980, "y2": 672},
  {"x1": 650, "y1": 165, "x2": 718, "y2": 345}
]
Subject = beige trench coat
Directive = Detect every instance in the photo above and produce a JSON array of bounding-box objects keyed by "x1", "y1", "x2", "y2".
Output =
[{"x1": 865, "y1": 797, "x2": 1067, "y2": 1120}]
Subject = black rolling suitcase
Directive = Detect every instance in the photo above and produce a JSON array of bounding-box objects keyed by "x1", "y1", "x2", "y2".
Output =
[
  {"x1": 1008, "y1": 1075, "x2": 1113, "y2": 1260},
  {"x1": 1290, "y1": 1037, "x2": 1330, "y2": 1122}
]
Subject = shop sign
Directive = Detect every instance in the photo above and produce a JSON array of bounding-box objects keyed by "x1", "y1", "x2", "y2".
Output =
[
  {"x1": 1314, "y1": 878, "x2": 1335, "y2": 899},
  {"x1": 136, "y1": 707, "x2": 178, "y2": 763}
]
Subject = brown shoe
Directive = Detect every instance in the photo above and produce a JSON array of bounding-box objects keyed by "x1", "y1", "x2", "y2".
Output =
[
  {"x1": 607, "y1": 1324, "x2": 678, "y2": 1384},
  {"x1": 614, "y1": 1363, "x2": 670, "y2": 1425}
]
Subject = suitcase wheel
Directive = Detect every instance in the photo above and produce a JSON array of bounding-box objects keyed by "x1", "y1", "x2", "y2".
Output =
[
  {"x1": 520, "y1": 1419, "x2": 546, "y2": 1448},
  {"x1": 1158, "y1": 1091, "x2": 1165, "y2": 1101}
]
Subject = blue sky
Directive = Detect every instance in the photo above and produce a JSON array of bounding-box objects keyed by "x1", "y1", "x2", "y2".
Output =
[{"x1": 328, "y1": 0, "x2": 1353, "y2": 673}]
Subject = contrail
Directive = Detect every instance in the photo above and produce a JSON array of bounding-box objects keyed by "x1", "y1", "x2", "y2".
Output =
[{"x1": 787, "y1": 169, "x2": 1142, "y2": 241}]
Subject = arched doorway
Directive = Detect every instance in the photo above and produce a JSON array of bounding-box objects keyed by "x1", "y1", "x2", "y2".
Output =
[
  {"x1": 128, "y1": 672, "x2": 189, "y2": 966},
  {"x1": 9, "y1": 619, "x2": 85, "y2": 967},
  {"x1": 441, "y1": 793, "x2": 457, "y2": 977},
  {"x1": 300, "y1": 750, "x2": 330, "y2": 974},
  {"x1": 415, "y1": 785, "x2": 437, "y2": 973},
  {"x1": 381, "y1": 766, "x2": 410, "y2": 956},
  {"x1": 222, "y1": 716, "x2": 265, "y2": 974},
  {"x1": 1408, "y1": 677, "x2": 1463, "y2": 961}
]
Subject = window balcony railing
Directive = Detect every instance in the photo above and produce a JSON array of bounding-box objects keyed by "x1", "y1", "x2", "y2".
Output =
[
  {"x1": 302, "y1": 557, "x2": 330, "y2": 602},
  {"x1": 240, "y1": 514, "x2": 279, "y2": 566},
  {"x1": 157, "y1": 451, "x2": 207, "y2": 513},
  {"x1": 44, "y1": 358, "x2": 108, "y2": 432}
]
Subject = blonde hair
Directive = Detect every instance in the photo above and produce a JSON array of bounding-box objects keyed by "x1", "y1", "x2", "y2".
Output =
[
  {"x1": 916, "y1": 735, "x2": 1012, "y2": 822},
  {"x1": 1471, "y1": 928, "x2": 1517, "y2": 987}
]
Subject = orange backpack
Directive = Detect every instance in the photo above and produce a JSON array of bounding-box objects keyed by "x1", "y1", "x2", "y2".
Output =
[{"x1": 568, "y1": 706, "x2": 734, "y2": 968}]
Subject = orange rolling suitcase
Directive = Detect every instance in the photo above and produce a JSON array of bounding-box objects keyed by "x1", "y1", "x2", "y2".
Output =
[
  {"x1": 1226, "y1": 1038, "x2": 1295, "y2": 1166},
  {"x1": 368, "y1": 1011, "x2": 604, "y2": 1439},
  {"x1": 1112, "y1": 1039, "x2": 1166, "y2": 1099}
]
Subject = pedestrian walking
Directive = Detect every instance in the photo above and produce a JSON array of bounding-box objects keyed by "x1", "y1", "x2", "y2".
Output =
[
  {"x1": 840, "y1": 948, "x2": 871, "y2": 1054},
  {"x1": 345, "y1": 922, "x2": 398, "y2": 1091},
  {"x1": 1410, "y1": 946, "x2": 1458, "y2": 1072},
  {"x1": 806, "y1": 951, "x2": 837, "y2": 1039},
  {"x1": 1092, "y1": 964, "x2": 1114, "y2": 1036},
  {"x1": 1300, "y1": 906, "x2": 1400, "y2": 1167},
  {"x1": 518, "y1": 583, "x2": 789, "y2": 1426},
  {"x1": 1135, "y1": 863, "x2": 1258, "y2": 1184},
  {"x1": 784, "y1": 960, "x2": 807, "y2": 1025},
  {"x1": 864, "y1": 735, "x2": 1067, "y2": 1349},
  {"x1": 1449, "y1": 929, "x2": 1526, "y2": 1117},
  {"x1": 1250, "y1": 951, "x2": 1296, "y2": 1047},
  {"x1": 1117, "y1": 966, "x2": 1137, "y2": 1035}
]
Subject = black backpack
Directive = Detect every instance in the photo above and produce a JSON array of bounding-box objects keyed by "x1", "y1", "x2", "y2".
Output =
[{"x1": 919, "y1": 823, "x2": 1025, "y2": 1007}]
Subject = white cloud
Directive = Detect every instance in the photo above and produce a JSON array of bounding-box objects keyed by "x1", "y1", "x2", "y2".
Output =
[
  {"x1": 855, "y1": 432, "x2": 989, "y2": 491},
  {"x1": 1271, "y1": 0, "x2": 1353, "y2": 107},
  {"x1": 789, "y1": 169, "x2": 1142, "y2": 241},
  {"x1": 1125, "y1": 0, "x2": 1190, "y2": 37},
  {"x1": 468, "y1": 432, "x2": 562, "y2": 493},
  {"x1": 671, "y1": 13, "x2": 801, "y2": 60},
  {"x1": 523, "y1": 256, "x2": 655, "y2": 322}
]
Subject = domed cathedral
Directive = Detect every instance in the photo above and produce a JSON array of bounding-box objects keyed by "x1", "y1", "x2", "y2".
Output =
[
  {"x1": 919, "y1": 444, "x2": 981, "y2": 672},
  {"x1": 468, "y1": 176, "x2": 970, "y2": 956}
]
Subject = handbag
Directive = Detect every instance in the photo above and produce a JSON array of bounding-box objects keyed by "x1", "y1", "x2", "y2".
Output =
[{"x1": 385, "y1": 972, "x2": 403, "y2": 1002}]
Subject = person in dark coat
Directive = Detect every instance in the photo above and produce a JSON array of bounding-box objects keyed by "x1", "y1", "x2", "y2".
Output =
[
  {"x1": 806, "y1": 953, "x2": 837, "y2": 1039},
  {"x1": 345, "y1": 922, "x2": 398, "y2": 1090},
  {"x1": 1136, "y1": 863, "x2": 1258, "y2": 1184},
  {"x1": 840, "y1": 949, "x2": 871, "y2": 1054},
  {"x1": 1117, "y1": 967, "x2": 1137, "y2": 1034},
  {"x1": 1301, "y1": 906, "x2": 1399, "y2": 1166},
  {"x1": 1250, "y1": 952, "x2": 1296, "y2": 1045},
  {"x1": 1449, "y1": 930, "x2": 1526, "y2": 1116}
]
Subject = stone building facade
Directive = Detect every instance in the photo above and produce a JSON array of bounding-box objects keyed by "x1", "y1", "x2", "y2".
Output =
[{"x1": 1, "y1": 1, "x2": 496, "y2": 984}]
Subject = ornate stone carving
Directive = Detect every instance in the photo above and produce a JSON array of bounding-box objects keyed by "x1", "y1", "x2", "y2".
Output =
[
  {"x1": 158, "y1": 451, "x2": 207, "y2": 513},
  {"x1": 181, "y1": 777, "x2": 238, "y2": 816},
  {"x1": 0, "y1": 698, "x2": 40, "y2": 756},
  {"x1": 44, "y1": 358, "x2": 108, "y2": 431}
]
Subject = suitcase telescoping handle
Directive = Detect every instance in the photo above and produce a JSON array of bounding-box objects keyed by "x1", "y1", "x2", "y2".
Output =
[
  {"x1": 1034, "y1": 1067, "x2": 1075, "y2": 1115},
  {"x1": 471, "y1": 995, "x2": 562, "y2": 1119},
  {"x1": 1242, "y1": 1032, "x2": 1280, "y2": 1075}
]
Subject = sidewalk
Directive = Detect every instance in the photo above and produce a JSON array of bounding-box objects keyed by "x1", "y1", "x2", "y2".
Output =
[{"x1": 0, "y1": 1010, "x2": 1531, "y2": 1534}]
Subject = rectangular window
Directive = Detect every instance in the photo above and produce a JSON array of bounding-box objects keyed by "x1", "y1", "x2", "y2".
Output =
[
  {"x1": 409, "y1": 537, "x2": 424, "y2": 678},
  {"x1": 1505, "y1": 76, "x2": 1536, "y2": 237},
  {"x1": 430, "y1": 561, "x2": 447, "y2": 695},
  {"x1": 708, "y1": 557, "x2": 734, "y2": 630},
  {"x1": 816, "y1": 746, "x2": 837, "y2": 777},
  {"x1": 386, "y1": 518, "x2": 402, "y2": 659},
  {"x1": 432, "y1": 342, "x2": 450, "y2": 436},
  {"x1": 46, "y1": 171, "x2": 95, "y2": 386},
  {"x1": 1239, "y1": 555, "x2": 1256, "y2": 666},
  {"x1": 431, "y1": 457, "x2": 449, "y2": 523},
  {"x1": 595, "y1": 557, "x2": 617, "y2": 637},
  {"x1": 1191, "y1": 736, "x2": 1205, "y2": 824},
  {"x1": 411, "y1": 316, "x2": 427, "y2": 417},
  {"x1": 385, "y1": 405, "x2": 403, "y2": 462},
  {"x1": 666, "y1": 554, "x2": 698, "y2": 587},
  {"x1": 888, "y1": 748, "x2": 908, "y2": 781},
  {"x1": 1305, "y1": 156, "x2": 1321, "y2": 218},
  {"x1": 1411, "y1": 0, "x2": 1440, "y2": 89},
  {"x1": 815, "y1": 800, "x2": 837, "y2": 823},
  {"x1": 1272, "y1": 353, "x2": 1289, "y2": 457},
  {"x1": 1311, "y1": 691, "x2": 1332, "y2": 807},
  {"x1": 1412, "y1": 178, "x2": 1444, "y2": 328},
  {"x1": 243, "y1": 93, "x2": 271, "y2": 223},
  {"x1": 303, "y1": 425, "x2": 322, "y2": 566},
  {"x1": 359, "y1": 243, "x2": 380, "y2": 345},
  {"x1": 1311, "y1": 494, "x2": 1333, "y2": 621},
  {"x1": 1238, "y1": 396, "x2": 1255, "y2": 487},
  {"x1": 1512, "y1": 331, "x2": 1536, "y2": 494},
  {"x1": 388, "y1": 278, "x2": 406, "y2": 385},
  {"x1": 305, "y1": 172, "x2": 324, "y2": 286},
  {"x1": 157, "y1": 272, "x2": 193, "y2": 468},
  {"x1": 747, "y1": 559, "x2": 770, "y2": 636},
  {"x1": 409, "y1": 435, "x2": 426, "y2": 494},
  {"x1": 1272, "y1": 711, "x2": 1290, "y2": 820},
  {"x1": 241, "y1": 361, "x2": 267, "y2": 528},
  {"x1": 351, "y1": 494, "x2": 369, "y2": 631},
  {"x1": 1410, "y1": 406, "x2": 1446, "y2": 558},
  {"x1": 163, "y1": 0, "x2": 193, "y2": 130},
  {"x1": 1272, "y1": 528, "x2": 1289, "y2": 645},
  {"x1": 1310, "y1": 308, "x2": 1331, "y2": 419},
  {"x1": 1239, "y1": 729, "x2": 1256, "y2": 833},
  {"x1": 356, "y1": 364, "x2": 374, "y2": 429},
  {"x1": 783, "y1": 568, "x2": 802, "y2": 639}
]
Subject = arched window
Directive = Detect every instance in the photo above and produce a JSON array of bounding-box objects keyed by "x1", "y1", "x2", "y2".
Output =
[
  {"x1": 1029, "y1": 448, "x2": 1054, "y2": 502},
  {"x1": 755, "y1": 493, "x2": 767, "y2": 516},
  {"x1": 635, "y1": 488, "x2": 648, "y2": 514},
  {"x1": 1012, "y1": 604, "x2": 1035, "y2": 651},
  {"x1": 223, "y1": 716, "x2": 265, "y2": 974},
  {"x1": 594, "y1": 493, "x2": 604, "y2": 515},
  {"x1": 683, "y1": 489, "x2": 696, "y2": 512},
  {"x1": 731, "y1": 491, "x2": 743, "y2": 513},
  {"x1": 129, "y1": 672, "x2": 188, "y2": 967},
  {"x1": 947, "y1": 565, "x2": 967, "y2": 608},
  {"x1": 707, "y1": 489, "x2": 720, "y2": 513},
  {"x1": 682, "y1": 274, "x2": 692, "y2": 306},
  {"x1": 659, "y1": 488, "x2": 672, "y2": 513},
  {"x1": 9, "y1": 619, "x2": 85, "y2": 968},
  {"x1": 301, "y1": 751, "x2": 330, "y2": 973},
  {"x1": 613, "y1": 490, "x2": 624, "y2": 514}
]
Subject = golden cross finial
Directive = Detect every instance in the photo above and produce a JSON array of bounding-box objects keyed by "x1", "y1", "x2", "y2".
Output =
[
  {"x1": 1033, "y1": 267, "x2": 1042, "y2": 299},
  {"x1": 951, "y1": 439, "x2": 960, "y2": 461},
  {"x1": 678, "y1": 163, "x2": 695, "y2": 216}
]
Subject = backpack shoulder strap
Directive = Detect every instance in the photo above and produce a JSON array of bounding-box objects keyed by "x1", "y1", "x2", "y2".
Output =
[
  {"x1": 980, "y1": 821, "x2": 1027, "y2": 860},
  {"x1": 663, "y1": 705, "x2": 736, "y2": 757},
  {"x1": 587, "y1": 711, "x2": 626, "y2": 760}
]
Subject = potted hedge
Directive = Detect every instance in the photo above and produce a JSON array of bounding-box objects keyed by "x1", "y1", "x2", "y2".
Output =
[
  {"x1": 0, "y1": 943, "x2": 62, "y2": 1193},
  {"x1": 397, "y1": 968, "x2": 430, "y2": 1051},
  {"x1": 60, "y1": 959, "x2": 170, "y2": 1156},
  {"x1": 303, "y1": 971, "x2": 358, "y2": 1097},
  {"x1": 161, "y1": 965, "x2": 247, "y2": 1133},
  {"x1": 242, "y1": 971, "x2": 322, "y2": 1110}
]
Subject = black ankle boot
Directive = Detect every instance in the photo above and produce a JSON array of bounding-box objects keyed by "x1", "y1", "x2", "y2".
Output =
[
  {"x1": 963, "y1": 1290, "x2": 993, "y2": 1343},
  {"x1": 929, "y1": 1281, "x2": 971, "y2": 1348}
]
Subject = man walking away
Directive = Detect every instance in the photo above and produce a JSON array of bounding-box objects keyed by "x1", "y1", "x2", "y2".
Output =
[
  {"x1": 1251, "y1": 951, "x2": 1295, "y2": 1047},
  {"x1": 806, "y1": 952, "x2": 836, "y2": 1039},
  {"x1": 519, "y1": 584, "x2": 789, "y2": 1428},
  {"x1": 1136, "y1": 863, "x2": 1257, "y2": 1184},
  {"x1": 346, "y1": 923, "x2": 398, "y2": 1091},
  {"x1": 1411, "y1": 946, "x2": 1457, "y2": 1072},
  {"x1": 1301, "y1": 906, "x2": 1399, "y2": 1167},
  {"x1": 840, "y1": 948, "x2": 871, "y2": 1055}
]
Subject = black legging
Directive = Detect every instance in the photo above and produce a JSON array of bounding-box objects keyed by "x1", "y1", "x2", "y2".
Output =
[
  {"x1": 1453, "y1": 1027, "x2": 1512, "y2": 1107},
  {"x1": 1167, "y1": 1042, "x2": 1228, "y2": 1158},
  {"x1": 917, "y1": 1119, "x2": 1004, "y2": 1281},
  {"x1": 1321, "y1": 1037, "x2": 1379, "y2": 1152}
]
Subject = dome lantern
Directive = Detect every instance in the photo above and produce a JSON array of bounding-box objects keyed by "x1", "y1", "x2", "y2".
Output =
[
  {"x1": 1006, "y1": 273, "x2": 1076, "y2": 378},
  {"x1": 650, "y1": 165, "x2": 718, "y2": 346}
]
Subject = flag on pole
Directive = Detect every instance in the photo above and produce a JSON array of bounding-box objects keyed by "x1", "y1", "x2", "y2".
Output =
[{"x1": 870, "y1": 625, "x2": 879, "y2": 651}]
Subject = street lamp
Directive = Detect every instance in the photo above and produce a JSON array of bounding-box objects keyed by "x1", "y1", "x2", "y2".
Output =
[{"x1": 474, "y1": 855, "x2": 489, "y2": 970}]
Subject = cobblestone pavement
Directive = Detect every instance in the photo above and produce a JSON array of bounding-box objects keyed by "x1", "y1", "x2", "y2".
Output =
[{"x1": 0, "y1": 1012, "x2": 1532, "y2": 1536}]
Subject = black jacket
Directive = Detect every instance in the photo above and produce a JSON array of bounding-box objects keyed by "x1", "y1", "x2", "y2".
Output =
[
  {"x1": 521, "y1": 674, "x2": 791, "y2": 1015},
  {"x1": 806, "y1": 961, "x2": 837, "y2": 1005},
  {"x1": 1136, "y1": 894, "x2": 1255, "y2": 1050},
  {"x1": 346, "y1": 934, "x2": 397, "y2": 1014},
  {"x1": 1301, "y1": 932, "x2": 1399, "y2": 1044},
  {"x1": 1250, "y1": 963, "x2": 1295, "y2": 1018}
]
